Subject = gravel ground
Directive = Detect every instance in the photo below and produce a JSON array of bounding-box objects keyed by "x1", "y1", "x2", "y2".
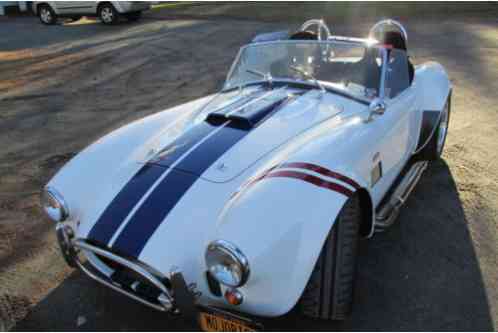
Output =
[{"x1": 0, "y1": 4, "x2": 497, "y2": 331}]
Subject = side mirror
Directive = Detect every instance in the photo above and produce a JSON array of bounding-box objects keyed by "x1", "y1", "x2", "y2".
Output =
[{"x1": 367, "y1": 98, "x2": 386, "y2": 122}]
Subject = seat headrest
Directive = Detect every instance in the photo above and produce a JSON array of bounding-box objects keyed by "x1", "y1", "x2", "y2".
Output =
[
  {"x1": 379, "y1": 31, "x2": 407, "y2": 50},
  {"x1": 289, "y1": 30, "x2": 318, "y2": 40}
]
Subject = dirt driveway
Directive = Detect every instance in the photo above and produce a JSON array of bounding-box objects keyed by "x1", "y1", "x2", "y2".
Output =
[{"x1": 0, "y1": 4, "x2": 497, "y2": 331}]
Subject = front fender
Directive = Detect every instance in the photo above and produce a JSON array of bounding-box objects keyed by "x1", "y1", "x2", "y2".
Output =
[
  {"x1": 209, "y1": 110, "x2": 374, "y2": 316},
  {"x1": 214, "y1": 173, "x2": 351, "y2": 317}
]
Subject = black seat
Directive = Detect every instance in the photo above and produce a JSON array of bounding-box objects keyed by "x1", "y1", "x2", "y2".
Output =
[
  {"x1": 289, "y1": 30, "x2": 318, "y2": 40},
  {"x1": 360, "y1": 48, "x2": 382, "y2": 92},
  {"x1": 378, "y1": 31, "x2": 414, "y2": 84}
]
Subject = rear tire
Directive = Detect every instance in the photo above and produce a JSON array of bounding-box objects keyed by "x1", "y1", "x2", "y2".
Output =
[
  {"x1": 38, "y1": 4, "x2": 57, "y2": 25},
  {"x1": 420, "y1": 95, "x2": 451, "y2": 161},
  {"x1": 98, "y1": 3, "x2": 119, "y2": 25},
  {"x1": 298, "y1": 193, "x2": 361, "y2": 320},
  {"x1": 124, "y1": 11, "x2": 142, "y2": 22}
]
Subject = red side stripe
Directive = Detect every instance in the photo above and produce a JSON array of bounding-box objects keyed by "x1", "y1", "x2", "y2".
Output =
[
  {"x1": 278, "y1": 162, "x2": 360, "y2": 189},
  {"x1": 230, "y1": 165, "x2": 278, "y2": 200},
  {"x1": 263, "y1": 170, "x2": 354, "y2": 197}
]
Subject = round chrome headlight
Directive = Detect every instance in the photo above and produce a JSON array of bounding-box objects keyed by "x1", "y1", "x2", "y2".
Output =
[
  {"x1": 205, "y1": 240, "x2": 250, "y2": 288},
  {"x1": 41, "y1": 187, "x2": 69, "y2": 222}
]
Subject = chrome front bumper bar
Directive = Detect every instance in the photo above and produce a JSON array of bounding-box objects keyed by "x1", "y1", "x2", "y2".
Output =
[
  {"x1": 55, "y1": 225, "x2": 263, "y2": 330},
  {"x1": 56, "y1": 224, "x2": 174, "y2": 312},
  {"x1": 75, "y1": 240, "x2": 174, "y2": 312}
]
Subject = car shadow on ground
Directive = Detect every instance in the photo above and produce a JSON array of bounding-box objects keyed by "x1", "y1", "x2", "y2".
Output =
[{"x1": 12, "y1": 160, "x2": 493, "y2": 331}]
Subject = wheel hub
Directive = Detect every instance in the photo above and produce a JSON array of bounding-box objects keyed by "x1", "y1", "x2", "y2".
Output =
[
  {"x1": 41, "y1": 9, "x2": 51, "y2": 23},
  {"x1": 101, "y1": 7, "x2": 114, "y2": 23}
]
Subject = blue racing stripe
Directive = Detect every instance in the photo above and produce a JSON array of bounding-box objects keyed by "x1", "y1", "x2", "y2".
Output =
[
  {"x1": 87, "y1": 164, "x2": 164, "y2": 246},
  {"x1": 111, "y1": 169, "x2": 199, "y2": 257},
  {"x1": 89, "y1": 88, "x2": 287, "y2": 256},
  {"x1": 150, "y1": 121, "x2": 216, "y2": 167},
  {"x1": 87, "y1": 122, "x2": 218, "y2": 246},
  {"x1": 111, "y1": 124, "x2": 248, "y2": 258},
  {"x1": 174, "y1": 125, "x2": 248, "y2": 175}
]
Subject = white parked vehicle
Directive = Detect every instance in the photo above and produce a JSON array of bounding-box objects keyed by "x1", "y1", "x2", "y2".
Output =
[
  {"x1": 32, "y1": 1, "x2": 150, "y2": 25},
  {"x1": 42, "y1": 20, "x2": 451, "y2": 331}
]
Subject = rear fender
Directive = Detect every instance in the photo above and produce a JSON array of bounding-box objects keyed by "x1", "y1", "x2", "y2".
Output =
[
  {"x1": 413, "y1": 62, "x2": 452, "y2": 152},
  {"x1": 414, "y1": 62, "x2": 451, "y2": 112}
]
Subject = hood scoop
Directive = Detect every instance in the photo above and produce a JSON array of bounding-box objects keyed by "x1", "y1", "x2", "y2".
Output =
[
  {"x1": 206, "y1": 89, "x2": 292, "y2": 129},
  {"x1": 146, "y1": 87, "x2": 346, "y2": 183}
]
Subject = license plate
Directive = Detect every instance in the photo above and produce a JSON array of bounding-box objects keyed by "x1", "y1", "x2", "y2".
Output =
[{"x1": 199, "y1": 312, "x2": 257, "y2": 332}]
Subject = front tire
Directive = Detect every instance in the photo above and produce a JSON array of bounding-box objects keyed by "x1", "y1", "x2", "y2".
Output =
[
  {"x1": 298, "y1": 193, "x2": 361, "y2": 320},
  {"x1": 98, "y1": 3, "x2": 119, "y2": 25},
  {"x1": 38, "y1": 4, "x2": 57, "y2": 25}
]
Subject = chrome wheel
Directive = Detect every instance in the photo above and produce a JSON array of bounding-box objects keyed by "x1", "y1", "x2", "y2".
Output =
[
  {"x1": 437, "y1": 103, "x2": 449, "y2": 154},
  {"x1": 100, "y1": 6, "x2": 114, "y2": 24},
  {"x1": 40, "y1": 8, "x2": 52, "y2": 24}
]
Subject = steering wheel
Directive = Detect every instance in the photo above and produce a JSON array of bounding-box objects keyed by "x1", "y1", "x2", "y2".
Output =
[
  {"x1": 299, "y1": 19, "x2": 331, "y2": 41},
  {"x1": 368, "y1": 19, "x2": 408, "y2": 45}
]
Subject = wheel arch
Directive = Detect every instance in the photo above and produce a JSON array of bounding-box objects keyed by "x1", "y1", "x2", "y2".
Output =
[
  {"x1": 35, "y1": 2, "x2": 52, "y2": 15},
  {"x1": 414, "y1": 89, "x2": 452, "y2": 155},
  {"x1": 357, "y1": 187, "x2": 374, "y2": 238},
  {"x1": 97, "y1": 1, "x2": 115, "y2": 13},
  {"x1": 413, "y1": 62, "x2": 452, "y2": 153}
]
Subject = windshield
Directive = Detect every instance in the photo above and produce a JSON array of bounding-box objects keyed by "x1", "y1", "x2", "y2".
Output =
[{"x1": 225, "y1": 41, "x2": 385, "y2": 101}]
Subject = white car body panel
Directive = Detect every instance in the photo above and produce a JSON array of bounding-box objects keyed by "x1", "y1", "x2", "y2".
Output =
[
  {"x1": 50, "y1": 96, "x2": 213, "y2": 232},
  {"x1": 45, "y1": 36, "x2": 451, "y2": 317},
  {"x1": 33, "y1": 1, "x2": 150, "y2": 15}
]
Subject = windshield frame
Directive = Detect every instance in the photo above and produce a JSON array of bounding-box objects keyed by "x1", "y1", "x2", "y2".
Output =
[{"x1": 223, "y1": 39, "x2": 389, "y2": 103}]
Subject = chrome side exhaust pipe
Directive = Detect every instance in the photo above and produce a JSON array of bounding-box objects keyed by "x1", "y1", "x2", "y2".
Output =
[{"x1": 375, "y1": 161, "x2": 428, "y2": 231}]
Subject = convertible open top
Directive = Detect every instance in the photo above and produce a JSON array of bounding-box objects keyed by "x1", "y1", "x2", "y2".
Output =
[{"x1": 42, "y1": 19, "x2": 451, "y2": 329}]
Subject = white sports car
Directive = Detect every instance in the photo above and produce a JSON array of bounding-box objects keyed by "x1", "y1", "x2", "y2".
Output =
[{"x1": 42, "y1": 20, "x2": 451, "y2": 331}]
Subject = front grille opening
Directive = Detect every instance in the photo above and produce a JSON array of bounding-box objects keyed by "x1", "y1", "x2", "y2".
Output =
[
  {"x1": 95, "y1": 254, "x2": 120, "y2": 270},
  {"x1": 72, "y1": 240, "x2": 174, "y2": 312},
  {"x1": 90, "y1": 253, "x2": 171, "y2": 304},
  {"x1": 111, "y1": 267, "x2": 161, "y2": 303}
]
